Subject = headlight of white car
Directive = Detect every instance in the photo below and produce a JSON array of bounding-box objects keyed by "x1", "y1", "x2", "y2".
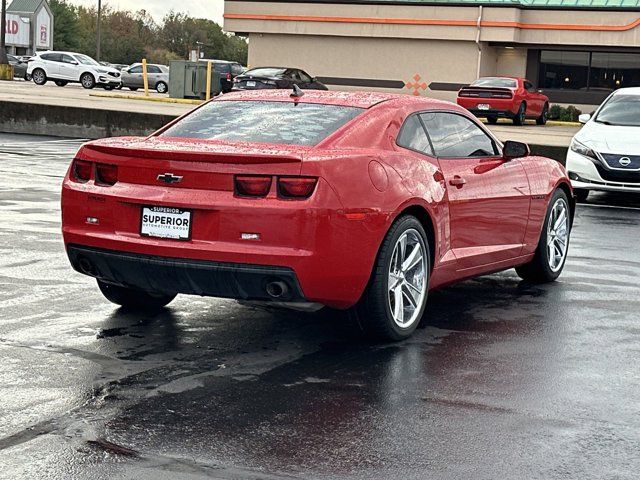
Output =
[{"x1": 570, "y1": 138, "x2": 598, "y2": 161}]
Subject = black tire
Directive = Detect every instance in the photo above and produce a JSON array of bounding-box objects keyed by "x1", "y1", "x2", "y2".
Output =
[
  {"x1": 115, "y1": 84, "x2": 123, "y2": 90},
  {"x1": 156, "y1": 81, "x2": 168, "y2": 94},
  {"x1": 97, "y1": 280, "x2": 176, "y2": 310},
  {"x1": 354, "y1": 215, "x2": 430, "y2": 341},
  {"x1": 574, "y1": 188, "x2": 589, "y2": 203},
  {"x1": 80, "y1": 72, "x2": 96, "y2": 89},
  {"x1": 32, "y1": 68, "x2": 47, "y2": 85},
  {"x1": 54, "y1": 80, "x2": 68, "y2": 87},
  {"x1": 487, "y1": 116, "x2": 498, "y2": 125},
  {"x1": 129, "y1": 87, "x2": 138, "y2": 91},
  {"x1": 516, "y1": 189, "x2": 571, "y2": 283},
  {"x1": 513, "y1": 103, "x2": 526, "y2": 126},
  {"x1": 536, "y1": 103, "x2": 549, "y2": 125},
  {"x1": 103, "y1": 85, "x2": 115, "y2": 91}
]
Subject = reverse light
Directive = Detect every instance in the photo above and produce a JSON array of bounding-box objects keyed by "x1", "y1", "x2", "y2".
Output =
[
  {"x1": 570, "y1": 139, "x2": 598, "y2": 161},
  {"x1": 235, "y1": 175, "x2": 273, "y2": 197},
  {"x1": 72, "y1": 159, "x2": 92, "y2": 182},
  {"x1": 96, "y1": 163, "x2": 118, "y2": 186},
  {"x1": 278, "y1": 177, "x2": 318, "y2": 199}
]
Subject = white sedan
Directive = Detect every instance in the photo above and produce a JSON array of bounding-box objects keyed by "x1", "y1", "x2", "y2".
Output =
[{"x1": 566, "y1": 87, "x2": 640, "y2": 202}]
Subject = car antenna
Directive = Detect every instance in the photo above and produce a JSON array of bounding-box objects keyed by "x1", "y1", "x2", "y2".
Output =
[{"x1": 290, "y1": 84, "x2": 305, "y2": 99}]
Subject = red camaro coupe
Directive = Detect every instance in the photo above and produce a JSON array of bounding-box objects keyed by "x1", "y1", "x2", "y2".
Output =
[
  {"x1": 457, "y1": 77, "x2": 549, "y2": 126},
  {"x1": 62, "y1": 90, "x2": 573, "y2": 340}
]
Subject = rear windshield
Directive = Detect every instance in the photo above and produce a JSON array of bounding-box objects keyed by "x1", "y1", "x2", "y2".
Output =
[
  {"x1": 595, "y1": 94, "x2": 640, "y2": 127},
  {"x1": 244, "y1": 68, "x2": 287, "y2": 77},
  {"x1": 160, "y1": 101, "x2": 364, "y2": 146},
  {"x1": 471, "y1": 77, "x2": 517, "y2": 88}
]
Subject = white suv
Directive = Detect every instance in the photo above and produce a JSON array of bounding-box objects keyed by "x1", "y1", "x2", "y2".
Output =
[{"x1": 28, "y1": 51, "x2": 122, "y2": 89}]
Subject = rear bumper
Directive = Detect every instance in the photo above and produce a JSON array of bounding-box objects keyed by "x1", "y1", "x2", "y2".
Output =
[
  {"x1": 457, "y1": 98, "x2": 518, "y2": 117},
  {"x1": 67, "y1": 244, "x2": 306, "y2": 302}
]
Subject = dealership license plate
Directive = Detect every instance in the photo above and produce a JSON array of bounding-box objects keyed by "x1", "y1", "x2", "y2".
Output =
[
  {"x1": 140, "y1": 206, "x2": 192, "y2": 241},
  {"x1": 246, "y1": 81, "x2": 256, "y2": 87},
  {"x1": 478, "y1": 104, "x2": 491, "y2": 110}
]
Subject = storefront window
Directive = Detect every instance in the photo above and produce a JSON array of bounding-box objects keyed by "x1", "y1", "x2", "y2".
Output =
[
  {"x1": 539, "y1": 51, "x2": 589, "y2": 90},
  {"x1": 538, "y1": 50, "x2": 640, "y2": 92},
  {"x1": 590, "y1": 52, "x2": 640, "y2": 91}
]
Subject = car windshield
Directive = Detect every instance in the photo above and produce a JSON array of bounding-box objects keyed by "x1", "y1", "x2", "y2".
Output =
[
  {"x1": 471, "y1": 77, "x2": 517, "y2": 88},
  {"x1": 243, "y1": 68, "x2": 287, "y2": 78},
  {"x1": 160, "y1": 101, "x2": 364, "y2": 146},
  {"x1": 595, "y1": 95, "x2": 640, "y2": 127},
  {"x1": 74, "y1": 54, "x2": 99, "y2": 66}
]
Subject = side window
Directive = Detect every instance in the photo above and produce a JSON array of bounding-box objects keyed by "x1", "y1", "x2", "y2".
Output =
[
  {"x1": 396, "y1": 115, "x2": 434, "y2": 156},
  {"x1": 231, "y1": 64, "x2": 244, "y2": 75},
  {"x1": 298, "y1": 70, "x2": 312, "y2": 82},
  {"x1": 420, "y1": 112, "x2": 498, "y2": 158},
  {"x1": 41, "y1": 53, "x2": 61, "y2": 62},
  {"x1": 147, "y1": 65, "x2": 161, "y2": 74},
  {"x1": 62, "y1": 54, "x2": 75, "y2": 64},
  {"x1": 129, "y1": 66, "x2": 143, "y2": 74},
  {"x1": 524, "y1": 80, "x2": 534, "y2": 92}
]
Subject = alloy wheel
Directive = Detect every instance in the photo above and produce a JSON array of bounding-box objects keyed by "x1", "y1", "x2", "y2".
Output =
[
  {"x1": 33, "y1": 70, "x2": 45, "y2": 84},
  {"x1": 547, "y1": 198, "x2": 569, "y2": 272},
  {"x1": 388, "y1": 229, "x2": 428, "y2": 328}
]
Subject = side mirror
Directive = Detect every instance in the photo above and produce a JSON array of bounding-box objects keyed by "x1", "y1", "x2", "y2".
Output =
[
  {"x1": 503, "y1": 140, "x2": 530, "y2": 160},
  {"x1": 578, "y1": 113, "x2": 591, "y2": 124}
]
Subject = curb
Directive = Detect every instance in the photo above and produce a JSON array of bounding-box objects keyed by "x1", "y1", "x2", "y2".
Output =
[{"x1": 89, "y1": 93, "x2": 203, "y2": 105}]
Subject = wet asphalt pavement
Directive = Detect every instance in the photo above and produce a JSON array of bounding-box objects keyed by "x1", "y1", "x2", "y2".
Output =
[{"x1": 1, "y1": 133, "x2": 639, "y2": 479}]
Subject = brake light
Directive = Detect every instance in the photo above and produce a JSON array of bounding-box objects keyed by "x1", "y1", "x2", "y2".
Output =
[
  {"x1": 96, "y1": 163, "x2": 118, "y2": 186},
  {"x1": 226, "y1": 73, "x2": 232, "y2": 80},
  {"x1": 278, "y1": 177, "x2": 318, "y2": 199},
  {"x1": 235, "y1": 175, "x2": 272, "y2": 197},
  {"x1": 72, "y1": 159, "x2": 92, "y2": 182}
]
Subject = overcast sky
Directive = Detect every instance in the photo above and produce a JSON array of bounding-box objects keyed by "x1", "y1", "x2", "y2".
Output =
[{"x1": 67, "y1": 0, "x2": 225, "y2": 24}]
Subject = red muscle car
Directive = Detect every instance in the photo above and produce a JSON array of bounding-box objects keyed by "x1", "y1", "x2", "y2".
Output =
[
  {"x1": 457, "y1": 77, "x2": 549, "y2": 126},
  {"x1": 62, "y1": 90, "x2": 573, "y2": 341}
]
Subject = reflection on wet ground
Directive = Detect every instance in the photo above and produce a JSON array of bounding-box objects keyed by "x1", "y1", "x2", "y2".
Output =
[{"x1": 1, "y1": 134, "x2": 639, "y2": 479}]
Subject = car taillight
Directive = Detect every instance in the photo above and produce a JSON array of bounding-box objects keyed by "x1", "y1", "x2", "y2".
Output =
[
  {"x1": 226, "y1": 73, "x2": 232, "y2": 80},
  {"x1": 278, "y1": 177, "x2": 318, "y2": 199},
  {"x1": 96, "y1": 163, "x2": 118, "y2": 186},
  {"x1": 235, "y1": 175, "x2": 272, "y2": 197},
  {"x1": 72, "y1": 159, "x2": 92, "y2": 182}
]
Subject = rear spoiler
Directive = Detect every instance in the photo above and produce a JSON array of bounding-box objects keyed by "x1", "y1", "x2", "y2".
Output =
[{"x1": 81, "y1": 141, "x2": 304, "y2": 165}]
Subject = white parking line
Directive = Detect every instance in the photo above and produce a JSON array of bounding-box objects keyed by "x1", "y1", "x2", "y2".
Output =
[{"x1": 579, "y1": 203, "x2": 640, "y2": 212}]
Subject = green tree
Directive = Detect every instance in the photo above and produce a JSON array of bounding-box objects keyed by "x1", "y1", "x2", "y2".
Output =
[{"x1": 50, "y1": 0, "x2": 81, "y2": 51}]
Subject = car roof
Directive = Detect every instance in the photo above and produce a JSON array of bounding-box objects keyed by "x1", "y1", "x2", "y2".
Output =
[
  {"x1": 217, "y1": 89, "x2": 456, "y2": 110},
  {"x1": 612, "y1": 87, "x2": 640, "y2": 96}
]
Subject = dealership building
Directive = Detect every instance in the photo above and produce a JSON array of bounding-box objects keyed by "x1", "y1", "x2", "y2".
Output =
[
  {"x1": 224, "y1": 0, "x2": 640, "y2": 107},
  {"x1": 4, "y1": 0, "x2": 54, "y2": 56}
]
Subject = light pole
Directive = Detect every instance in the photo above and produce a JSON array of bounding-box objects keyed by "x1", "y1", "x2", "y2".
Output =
[
  {"x1": 0, "y1": 0, "x2": 8, "y2": 65},
  {"x1": 96, "y1": 0, "x2": 102, "y2": 61}
]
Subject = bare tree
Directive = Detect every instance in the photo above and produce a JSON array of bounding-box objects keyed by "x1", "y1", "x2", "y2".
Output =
[{"x1": 1, "y1": 0, "x2": 9, "y2": 64}]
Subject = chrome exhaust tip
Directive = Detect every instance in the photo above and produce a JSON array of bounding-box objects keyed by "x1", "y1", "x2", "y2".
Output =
[{"x1": 266, "y1": 281, "x2": 289, "y2": 299}]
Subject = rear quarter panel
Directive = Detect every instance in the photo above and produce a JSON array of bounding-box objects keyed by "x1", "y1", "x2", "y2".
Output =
[{"x1": 521, "y1": 156, "x2": 573, "y2": 254}]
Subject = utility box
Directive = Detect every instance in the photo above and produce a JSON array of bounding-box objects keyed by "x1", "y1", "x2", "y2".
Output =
[{"x1": 169, "y1": 60, "x2": 222, "y2": 100}]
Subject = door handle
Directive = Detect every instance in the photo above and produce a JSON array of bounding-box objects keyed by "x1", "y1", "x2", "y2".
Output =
[{"x1": 449, "y1": 176, "x2": 467, "y2": 188}]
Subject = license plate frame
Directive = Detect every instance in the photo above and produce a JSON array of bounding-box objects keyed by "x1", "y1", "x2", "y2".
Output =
[
  {"x1": 477, "y1": 103, "x2": 491, "y2": 111},
  {"x1": 140, "y1": 206, "x2": 192, "y2": 241}
]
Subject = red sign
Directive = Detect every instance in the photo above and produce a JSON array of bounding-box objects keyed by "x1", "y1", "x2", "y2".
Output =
[{"x1": 5, "y1": 20, "x2": 19, "y2": 35}]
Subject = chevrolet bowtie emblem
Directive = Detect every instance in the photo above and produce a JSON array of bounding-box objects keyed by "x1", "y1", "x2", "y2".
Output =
[{"x1": 157, "y1": 173, "x2": 183, "y2": 184}]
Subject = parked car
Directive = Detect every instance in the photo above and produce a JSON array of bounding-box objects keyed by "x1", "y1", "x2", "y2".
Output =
[
  {"x1": 7, "y1": 54, "x2": 28, "y2": 80},
  {"x1": 27, "y1": 51, "x2": 122, "y2": 89},
  {"x1": 566, "y1": 87, "x2": 640, "y2": 202},
  {"x1": 119, "y1": 63, "x2": 169, "y2": 93},
  {"x1": 61, "y1": 90, "x2": 573, "y2": 341},
  {"x1": 233, "y1": 67, "x2": 328, "y2": 91},
  {"x1": 457, "y1": 77, "x2": 549, "y2": 126},
  {"x1": 201, "y1": 60, "x2": 244, "y2": 93}
]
